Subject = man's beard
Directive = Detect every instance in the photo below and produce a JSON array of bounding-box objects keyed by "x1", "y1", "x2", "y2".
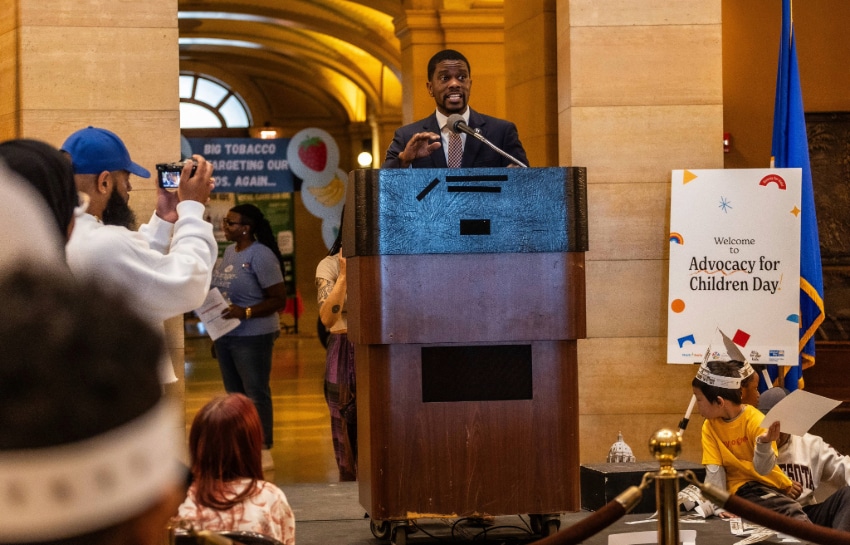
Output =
[{"x1": 102, "y1": 187, "x2": 136, "y2": 229}]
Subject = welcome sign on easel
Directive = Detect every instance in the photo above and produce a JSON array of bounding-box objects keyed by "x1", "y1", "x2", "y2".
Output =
[{"x1": 667, "y1": 169, "x2": 802, "y2": 365}]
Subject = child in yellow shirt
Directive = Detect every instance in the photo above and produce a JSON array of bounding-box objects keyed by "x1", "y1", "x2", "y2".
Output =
[{"x1": 692, "y1": 359, "x2": 809, "y2": 521}]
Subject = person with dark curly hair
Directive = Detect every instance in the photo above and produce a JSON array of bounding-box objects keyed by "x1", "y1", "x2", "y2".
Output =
[
  {"x1": 0, "y1": 138, "x2": 78, "y2": 244},
  {"x1": 212, "y1": 204, "x2": 287, "y2": 470}
]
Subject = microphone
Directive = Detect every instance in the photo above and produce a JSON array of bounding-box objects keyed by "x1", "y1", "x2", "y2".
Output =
[
  {"x1": 445, "y1": 113, "x2": 528, "y2": 168},
  {"x1": 447, "y1": 114, "x2": 475, "y2": 137}
]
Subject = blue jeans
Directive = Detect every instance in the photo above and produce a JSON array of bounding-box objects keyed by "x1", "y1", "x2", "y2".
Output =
[{"x1": 214, "y1": 332, "x2": 278, "y2": 448}]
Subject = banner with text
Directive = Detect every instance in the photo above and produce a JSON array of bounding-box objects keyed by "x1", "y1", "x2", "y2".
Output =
[
  {"x1": 667, "y1": 169, "x2": 802, "y2": 365},
  {"x1": 186, "y1": 138, "x2": 294, "y2": 193}
]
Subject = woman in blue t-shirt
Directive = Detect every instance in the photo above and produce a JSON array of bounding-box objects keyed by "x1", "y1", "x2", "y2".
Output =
[{"x1": 211, "y1": 204, "x2": 287, "y2": 466}]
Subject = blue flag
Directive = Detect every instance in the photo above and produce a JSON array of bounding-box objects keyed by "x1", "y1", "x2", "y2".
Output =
[{"x1": 767, "y1": 0, "x2": 824, "y2": 391}]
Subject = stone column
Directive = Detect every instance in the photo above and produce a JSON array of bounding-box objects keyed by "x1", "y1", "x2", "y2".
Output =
[
  {"x1": 438, "y1": 7, "x2": 506, "y2": 120},
  {"x1": 504, "y1": 0, "x2": 559, "y2": 167},
  {"x1": 557, "y1": 0, "x2": 724, "y2": 462},
  {"x1": 394, "y1": 10, "x2": 444, "y2": 124},
  {"x1": 394, "y1": 4, "x2": 506, "y2": 123},
  {"x1": 348, "y1": 121, "x2": 375, "y2": 168}
]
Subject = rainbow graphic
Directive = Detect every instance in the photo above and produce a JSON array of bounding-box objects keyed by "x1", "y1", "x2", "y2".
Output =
[
  {"x1": 669, "y1": 232, "x2": 684, "y2": 245},
  {"x1": 759, "y1": 174, "x2": 787, "y2": 190}
]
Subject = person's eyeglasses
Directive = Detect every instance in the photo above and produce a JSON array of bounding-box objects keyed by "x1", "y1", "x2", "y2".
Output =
[{"x1": 222, "y1": 219, "x2": 244, "y2": 226}]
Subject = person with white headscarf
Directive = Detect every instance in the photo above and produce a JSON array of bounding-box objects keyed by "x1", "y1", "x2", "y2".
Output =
[{"x1": 0, "y1": 267, "x2": 186, "y2": 545}]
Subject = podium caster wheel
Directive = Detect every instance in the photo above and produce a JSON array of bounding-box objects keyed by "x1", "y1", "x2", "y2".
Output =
[
  {"x1": 529, "y1": 514, "x2": 543, "y2": 535},
  {"x1": 530, "y1": 514, "x2": 560, "y2": 537},
  {"x1": 391, "y1": 526, "x2": 408, "y2": 545},
  {"x1": 543, "y1": 519, "x2": 560, "y2": 536},
  {"x1": 370, "y1": 519, "x2": 391, "y2": 540}
]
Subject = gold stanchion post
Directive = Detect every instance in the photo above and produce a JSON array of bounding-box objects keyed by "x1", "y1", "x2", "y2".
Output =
[{"x1": 649, "y1": 429, "x2": 682, "y2": 545}]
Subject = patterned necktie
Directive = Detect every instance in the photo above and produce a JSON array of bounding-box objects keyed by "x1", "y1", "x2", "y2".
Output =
[{"x1": 447, "y1": 131, "x2": 463, "y2": 168}]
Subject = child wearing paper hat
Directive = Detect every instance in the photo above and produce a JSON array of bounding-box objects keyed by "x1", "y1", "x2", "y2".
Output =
[{"x1": 692, "y1": 360, "x2": 809, "y2": 520}]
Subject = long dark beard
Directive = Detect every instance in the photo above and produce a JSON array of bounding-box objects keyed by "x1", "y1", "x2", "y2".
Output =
[{"x1": 102, "y1": 187, "x2": 137, "y2": 229}]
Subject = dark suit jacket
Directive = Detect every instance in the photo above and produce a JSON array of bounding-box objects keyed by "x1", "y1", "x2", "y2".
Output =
[{"x1": 382, "y1": 109, "x2": 528, "y2": 168}]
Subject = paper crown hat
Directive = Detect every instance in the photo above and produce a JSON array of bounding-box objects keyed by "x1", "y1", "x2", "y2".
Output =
[
  {"x1": 719, "y1": 330, "x2": 755, "y2": 379},
  {"x1": 695, "y1": 328, "x2": 749, "y2": 389},
  {"x1": 694, "y1": 361, "x2": 742, "y2": 390}
]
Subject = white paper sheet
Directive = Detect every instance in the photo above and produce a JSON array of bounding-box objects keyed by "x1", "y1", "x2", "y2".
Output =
[
  {"x1": 194, "y1": 287, "x2": 241, "y2": 341},
  {"x1": 608, "y1": 529, "x2": 696, "y2": 545},
  {"x1": 759, "y1": 389, "x2": 841, "y2": 436}
]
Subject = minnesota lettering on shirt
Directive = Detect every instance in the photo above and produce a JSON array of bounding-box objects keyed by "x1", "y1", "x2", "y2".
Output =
[{"x1": 778, "y1": 463, "x2": 815, "y2": 490}]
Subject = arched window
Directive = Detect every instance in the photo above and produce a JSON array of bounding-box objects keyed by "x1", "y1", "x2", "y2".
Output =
[{"x1": 179, "y1": 73, "x2": 251, "y2": 129}]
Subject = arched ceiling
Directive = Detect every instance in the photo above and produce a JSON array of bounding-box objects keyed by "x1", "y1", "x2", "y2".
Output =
[{"x1": 178, "y1": 0, "x2": 405, "y2": 131}]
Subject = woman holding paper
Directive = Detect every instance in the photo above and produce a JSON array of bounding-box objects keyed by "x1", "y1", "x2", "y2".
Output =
[{"x1": 211, "y1": 204, "x2": 287, "y2": 469}]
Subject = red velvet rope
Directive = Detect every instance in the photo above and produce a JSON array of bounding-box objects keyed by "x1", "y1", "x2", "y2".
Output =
[
  {"x1": 531, "y1": 484, "x2": 850, "y2": 545},
  {"x1": 724, "y1": 495, "x2": 850, "y2": 544},
  {"x1": 533, "y1": 499, "x2": 627, "y2": 545}
]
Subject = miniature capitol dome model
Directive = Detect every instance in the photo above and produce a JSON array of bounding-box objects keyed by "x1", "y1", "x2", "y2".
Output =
[{"x1": 607, "y1": 431, "x2": 636, "y2": 463}]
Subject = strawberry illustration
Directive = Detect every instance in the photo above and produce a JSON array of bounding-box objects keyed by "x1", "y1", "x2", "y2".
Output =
[{"x1": 298, "y1": 137, "x2": 327, "y2": 171}]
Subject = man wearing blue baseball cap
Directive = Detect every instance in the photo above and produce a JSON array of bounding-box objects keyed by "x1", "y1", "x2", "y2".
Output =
[{"x1": 62, "y1": 126, "x2": 217, "y2": 383}]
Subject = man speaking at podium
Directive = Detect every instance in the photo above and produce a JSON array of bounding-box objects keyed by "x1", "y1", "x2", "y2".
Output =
[{"x1": 382, "y1": 49, "x2": 529, "y2": 169}]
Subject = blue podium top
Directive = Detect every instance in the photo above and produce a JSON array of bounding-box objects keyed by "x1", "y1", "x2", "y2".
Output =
[{"x1": 343, "y1": 166, "x2": 587, "y2": 256}]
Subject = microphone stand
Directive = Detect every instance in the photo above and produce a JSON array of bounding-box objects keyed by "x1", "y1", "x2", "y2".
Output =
[
  {"x1": 450, "y1": 117, "x2": 528, "y2": 168},
  {"x1": 466, "y1": 129, "x2": 528, "y2": 168}
]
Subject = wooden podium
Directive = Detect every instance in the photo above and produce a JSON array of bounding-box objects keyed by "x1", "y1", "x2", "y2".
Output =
[{"x1": 342, "y1": 167, "x2": 588, "y2": 541}]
